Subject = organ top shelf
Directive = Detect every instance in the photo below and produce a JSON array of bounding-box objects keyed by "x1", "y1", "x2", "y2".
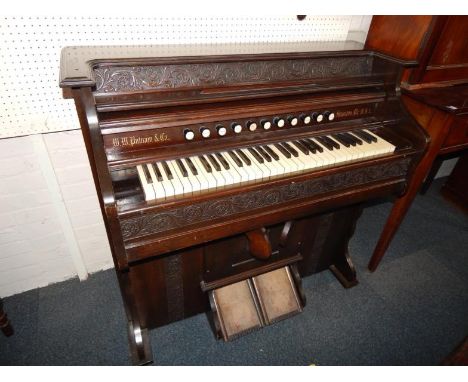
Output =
[
  {"x1": 59, "y1": 41, "x2": 365, "y2": 88},
  {"x1": 59, "y1": 41, "x2": 418, "y2": 96}
]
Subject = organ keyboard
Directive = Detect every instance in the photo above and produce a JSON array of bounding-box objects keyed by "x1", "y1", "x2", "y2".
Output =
[
  {"x1": 60, "y1": 42, "x2": 428, "y2": 365},
  {"x1": 137, "y1": 128, "x2": 396, "y2": 201}
]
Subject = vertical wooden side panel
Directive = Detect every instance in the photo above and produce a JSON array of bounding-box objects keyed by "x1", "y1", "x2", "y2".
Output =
[
  {"x1": 130, "y1": 256, "x2": 170, "y2": 328},
  {"x1": 365, "y1": 16, "x2": 436, "y2": 62},
  {"x1": 130, "y1": 248, "x2": 207, "y2": 329}
]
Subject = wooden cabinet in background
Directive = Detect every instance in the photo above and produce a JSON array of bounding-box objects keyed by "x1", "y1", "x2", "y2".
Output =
[{"x1": 365, "y1": 16, "x2": 468, "y2": 271}]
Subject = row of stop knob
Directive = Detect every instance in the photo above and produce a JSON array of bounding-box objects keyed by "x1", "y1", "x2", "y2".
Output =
[{"x1": 184, "y1": 111, "x2": 336, "y2": 140}]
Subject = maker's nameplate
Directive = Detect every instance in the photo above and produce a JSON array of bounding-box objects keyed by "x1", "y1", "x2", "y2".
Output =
[
  {"x1": 107, "y1": 132, "x2": 170, "y2": 149},
  {"x1": 336, "y1": 106, "x2": 373, "y2": 119}
]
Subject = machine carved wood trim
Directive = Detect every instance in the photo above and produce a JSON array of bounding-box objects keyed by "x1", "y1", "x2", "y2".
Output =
[
  {"x1": 94, "y1": 56, "x2": 372, "y2": 93},
  {"x1": 120, "y1": 158, "x2": 410, "y2": 240}
]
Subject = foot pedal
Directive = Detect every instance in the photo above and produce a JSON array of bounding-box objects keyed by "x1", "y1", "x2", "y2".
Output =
[
  {"x1": 209, "y1": 266, "x2": 303, "y2": 341},
  {"x1": 251, "y1": 266, "x2": 302, "y2": 325}
]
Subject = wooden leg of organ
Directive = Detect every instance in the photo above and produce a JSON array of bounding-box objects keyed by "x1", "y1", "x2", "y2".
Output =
[
  {"x1": 127, "y1": 321, "x2": 152, "y2": 366},
  {"x1": 327, "y1": 206, "x2": 361, "y2": 288},
  {"x1": 118, "y1": 272, "x2": 153, "y2": 365}
]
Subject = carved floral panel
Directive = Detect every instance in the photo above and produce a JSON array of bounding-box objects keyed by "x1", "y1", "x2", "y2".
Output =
[{"x1": 94, "y1": 56, "x2": 372, "y2": 93}]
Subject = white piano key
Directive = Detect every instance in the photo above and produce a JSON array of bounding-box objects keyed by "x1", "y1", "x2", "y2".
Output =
[
  {"x1": 327, "y1": 136, "x2": 354, "y2": 162},
  {"x1": 267, "y1": 144, "x2": 297, "y2": 174},
  {"x1": 235, "y1": 150, "x2": 258, "y2": 181},
  {"x1": 147, "y1": 163, "x2": 166, "y2": 199},
  {"x1": 280, "y1": 143, "x2": 305, "y2": 171},
  {"x1": 206, "y1": 154, "x2": 227, "y2": 187},
  {"x1": 159, "y1": 162, "x2": 175, "y2": 197},
  {"x1": 166, "y1": 160, "x2": 185, "y2": 196},
  {"x1": 364, "y1": 130, "x2": 396, "y2": 154},
  {"x1": 220, "y1": 152, "x2": 243, "y2": 183},
  {"x1": 336, "y1": 135, "x2": 361, "y2": 161},
  {"x1": 289, "y1": 141, "x2": 317, "y2": 170},
  {"x1": 190, "y1": 156, "x2": 212, "y2": 191},
  {"x1": 194, "y1": 156, "x2": 217, "y2": 190},
  {"x1": 255, "y1": 146, "x2": 281, "y2": 176},
  {"x1": 183, "y1": 157, "x2": 201, "y2": 192},
  {"x1": 249, "y1": 147, "x2": 273, "y2": 178},
  {"x1": 262, "y1": 146, "x2": 286, "y2": 175},
  {"x1": 224, "y1": 151, "x2": 249, "y2": 183},
  {"x1": 348, "y1": 134, "x2": 373, "y2": 159},
  {"x1": 215, "y1": 153, "x2": 235, "y2": 185},
  {"x1": 137, "y1": 164, "x2": 155, "y2": 201},
  {"x1": 349, "y1": 132, "x2": 378, "y2": 157},
  {"x1": 240, "y1": 148, "x2": 267, "y2": 180},
  {"x1": 172, "y1": 159, "x2": 193, "y2": 194},
  {"x1": 310, "y1": 139, "x2": 336, "y2": 166},
  {"x1": 187, "y1": 156, "x2": 210, "y2": 191}
]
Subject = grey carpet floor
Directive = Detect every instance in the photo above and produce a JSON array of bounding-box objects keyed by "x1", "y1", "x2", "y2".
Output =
[{"x1": 1, "y1": 178, "x2": 467, "y2": 365}]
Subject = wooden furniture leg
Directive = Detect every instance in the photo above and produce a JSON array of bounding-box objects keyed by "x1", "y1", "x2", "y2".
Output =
[
  {"x1": 368, "y1": 98, "x2": 453, "y2": 272},
  {"x1": 420, "y1": 155, "x2": 444, "y2": 195},
  {"x1": 0, "y1": 298, "x2": 14, "y2": 337},
  {"x1": 127, "y1": 320, "x2": 153, "y2": 366}
]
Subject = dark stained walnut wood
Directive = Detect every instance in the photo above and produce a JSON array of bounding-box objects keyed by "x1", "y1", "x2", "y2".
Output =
[
  {"x1": 93, "y1": 56, "x2": 373, "y2": 93},
  {"x1": 61, "y1": 41, "x2": 428, "y2": 364}
]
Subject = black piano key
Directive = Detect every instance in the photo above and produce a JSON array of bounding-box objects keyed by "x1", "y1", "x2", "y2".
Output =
[
  {"x1": 153, "y1": 162, "x2": 164, "y2": 181},
  {"x1": 303, "y1": 138, "x2": 323, "y2": 152},
  {"x1": 274, "y1": 143, "x2": 291, "y2": 158},
  {"x1": 343, "y1": 132, "x2": 363, "y2": 145},
  {"x1": 207, "y1": 154, "x2": 222, "y2": 171},
  {"x1": 300, "y1": 139, "x2": 317, "y2": 153},
  {"x1": 198, "y1": 156, "x2": 212, "y2": 173},
  {"x1": 324, "y1": 136, "x2": 340, "y2": 149},
  {"x1": 281, "y1": 142, "x2": 299, "y2": 157},
  {"x1": 263, "y1": 145, "x2": 279, "y2": 160},
  {"x1": 353, "y1": 130, "x2": 372, "y2": 144},
  {"x1": 185, "y1": 157, "x2": 198, "y2": 175},
  {"x1": 176, "y1": 158, "x2": 189, "y2": 177},
  {"x1": 248, "y1": 147, "x2": 264, "y2": 163},
  {"x1": 142, "y1": 164, "x2": 152, "y2": 183},
  {"x1": 338, "y1": 133, "x2": 356, "y2": 146},
  {"x1": 236, "y1": 149, "x2": 251, "y2": 166},
  {"x1": 292, "y1": 140, "x2": 309, "y2": 155},
  {"x1": 255, "y1": 146, "x2": 272, "y2": 162},
  {"x1": 354, "y1": 129, "x2": 377, "y2": 143},
  {"x1": 314, "y1": 136, "x2": 332, "y2": 150},
  {"x1": 331, "y1": 134, "x2": 351, "y2": 147},
  {"x1": 215, "y1": 152, "x2": 230, "y2": 170},
  {"x1": 228, "y1": 151, "x2": 243, "y2": 167},
  {"x1": 161, "y1": 161, "x2": 174, "y2": 180},
  {"x1": 306, "y1": 138, "x2": 325, "y2": 153}
]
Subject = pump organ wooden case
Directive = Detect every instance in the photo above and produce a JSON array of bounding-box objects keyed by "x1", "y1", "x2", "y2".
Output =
[{"x1": 60, "y1": 42, "x2": 428, "y2": 365}]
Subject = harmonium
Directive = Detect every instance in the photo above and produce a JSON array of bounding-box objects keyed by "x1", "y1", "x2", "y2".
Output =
[{"x1": 60, "y1": 41, "x2": 428, "y2": 364}]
